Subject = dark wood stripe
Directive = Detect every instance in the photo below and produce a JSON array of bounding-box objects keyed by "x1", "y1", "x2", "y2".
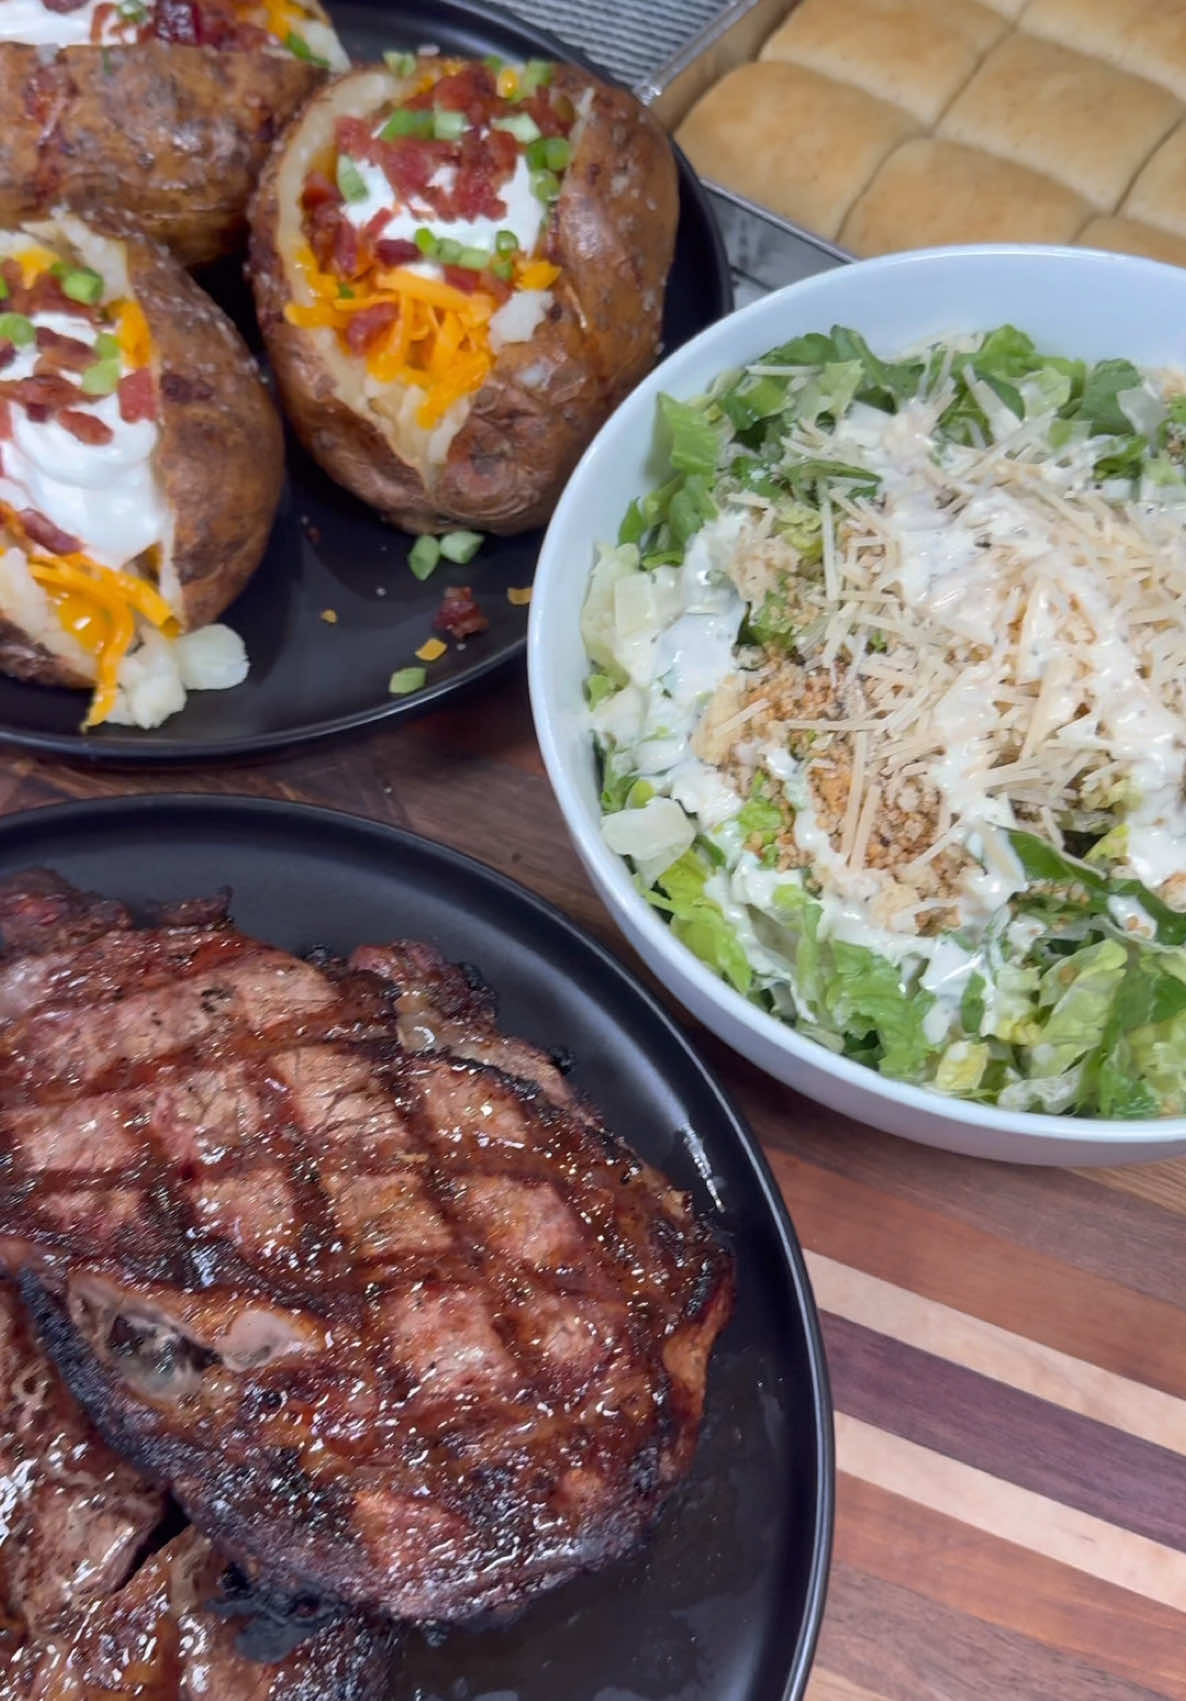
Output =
[
  {"x1": 819, "y1": 1562, "x2": 1176, "y2": 1701},
  {"x1": 834, "y1": 1472, "x2": 1186, "y2": 1701},
  {"x1": 738, "y1": 1062, "x2": 1186, "y2": 1310},
  {"x1": 768, "y1": 1149, "x2": 1186, "y2": 1402},
  {"x1": 824, "y1": 1312, "x2": 1186, "y2": 1553}
]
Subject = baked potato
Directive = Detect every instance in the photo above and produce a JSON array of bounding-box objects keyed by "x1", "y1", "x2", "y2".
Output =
[
  {"x1": 0, "y1": 213, "x2": 284, "y2": 728},
  {"x1": 248, "y1": 55, "x2": 679, "y2": 534},
  {"x1": 0, "y1": 0, "x2": 348, "y2": 268}
]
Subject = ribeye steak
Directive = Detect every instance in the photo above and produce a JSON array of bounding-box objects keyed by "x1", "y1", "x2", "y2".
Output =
[{"x1": 0, "y1": 872, "x2": 734, "y2": 1622}]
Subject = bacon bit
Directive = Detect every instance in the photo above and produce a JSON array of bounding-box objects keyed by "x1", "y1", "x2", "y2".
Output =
[
  {"x1": 0, "y1": 373, "x2": 80, "y2": 414},
  {"x1": 20, "y1": 509, "x2": 82, "y2": 557},
  {"x1": 434, "y1": 584, "x2": 488, "y2": 639},
  {"x1": 27, "y1": 273, "x2": 85, "y2": 318},
  {"x1": 44, "y1": 0, "x2": 92, "y2": 12},
  {"x1": 344, "y1": 301, "x2": 399, "y2": 353},
  {"x1": 440, "y1": 264, "x2": 483, "y2": 295},
  {"x1": 36, "y1": 326, "x2": 93, "y2": 361},
  {"x1": 302, "y1": 171, "x2": 342, "y2": 212},
  {"x1": 507, "y1": 586, "x2": 532, "y2": 606},
  {"x1": 431, "y1": 64, "x2": 498, "y2": 124},
  {"x1": 333, "y1": 218, "x2": 361, "y2": 280},
  {"x1": 118, "y1": 367, "x2": 156, "y2": 424},
  {"x1": 375, "y1": 237, "x2": 420, "y2": 267},
  {"x1": 58, "y1": 409, "x2": 114, "y2": 446},
  {"x1": 363, "y1": 208, "x2": 393, "y2": 241},
  {"x1": 0, "y1": 346, "x2": 14, "y2": 374},
  {"x1": 0, "y1": 402, "x2": 11, "y2": 440}
]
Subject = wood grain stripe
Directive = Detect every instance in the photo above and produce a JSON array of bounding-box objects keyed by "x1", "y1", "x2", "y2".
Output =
[
  {"x1": 806, "y1": 1251, "x2": 1186, "y2": 1456},
  {"x1": 837, "y1": 1413, "x2": 1186, "y2": 1610},
  {"x1": 752, "y1": 1089, "x2": 1186, "y2": 1307},
  {"x1": 1081, "y1": 1160, "x2": 1186, "y2": 1217},
  {"x1": 807, "y1": 1673, "x2": 886, "y2": 1701},
  {"x1": 768, "y1": 1149, "x2": 1186, "y2": 1400},
  {"x1": 822, "y1": 1561, "x2": 1175, "y2": 1701},
  {"x1": 834, "y1": 1473, "x2": 1186, "y2": 1700},
  {"x1": 825, "y1": 1313, "x2": 1186, "y2": 1550}
]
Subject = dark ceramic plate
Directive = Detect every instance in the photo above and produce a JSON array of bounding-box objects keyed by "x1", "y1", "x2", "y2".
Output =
[
  {"x1": 0, "y1": 0, "x2": 731, "y2": 765},
  {"x1": 0, "y1": 794, "x2": 833, "y2": 1699}
]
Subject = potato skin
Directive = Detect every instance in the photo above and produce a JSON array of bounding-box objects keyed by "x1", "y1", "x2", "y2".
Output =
[
  {"x1": 0, "y1": 222, "x2": 282, "y2": 688},
  {"x1": 125, "y1": 231, "x2": 285, "y2": 630},
  {"x1": 0, "y1": 41, "x2": 323, "y2": 267},
  {"x1": 248, "y1": 64, "x2": 679, "y2": 534}
]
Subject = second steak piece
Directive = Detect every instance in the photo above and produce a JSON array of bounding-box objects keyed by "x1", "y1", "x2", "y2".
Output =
[{"x1": 0, "y1": 872, "x2": 734, "y2": 1623}]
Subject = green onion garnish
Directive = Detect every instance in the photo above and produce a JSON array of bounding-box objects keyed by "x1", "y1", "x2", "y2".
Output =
[
  {"x1": 493, "y1": 112, "x2": 540, "y2": 143},
  {"x1": 94, "y1": 331, "x2": 120, "y2": 360},
  {"x1": 383, "y1": 49, "x2": 417, "y2": 77},
  {"x1": 408, "y1": 536, "x2": 441, "y2": 579},
  {"x1": 336, "y1": 155, "x2": 368, "y2": 204},
  {"x1": 491, "y1": 256, "x2": 515, "y2": 283},
  {"x1": 439, "y1": 530, "x2": 483, "y2": 564},
  {"x1": 436, "y1": 237, "x2": 463, "y2": 265},
  {"x1": 284, "y1": 30, "x2": 328, "y2": 66},
  {"x1": 58, "y1": 265, "x2": 104, "y2": 306},
  {"x1": 431, "y1": 108, "x2": 466, "y2": 141},
  {"x1": 378, "y1": 107, "x2": 434, "y2": 139},
  {"x1": 414, "y1": 227, "x2": 439, "y2": 257},
  {"x1": 518, "y1": 58, "x2": 554, "y2": 97},
  {"x1": 80, "y1": 358, "x2": 121, "y2": 396},
  {"x1": 494, "y1": 228, "x2": 519, "y2": 255},
  {"x1": 530, "y1": 167, "x2": 561, "y2": 204},
  {"x1": 543, "y1": 135, "x2": 571, "y2": 172},
  {"x1": 388, "y1": 665, "x2": 428, "y2": 694},
  {"x1": 0, "y1": 312, "x2": 34, "y2": 347},
  {"x1": 456, "y1": 245, "x2": 491, "y2": 271}
]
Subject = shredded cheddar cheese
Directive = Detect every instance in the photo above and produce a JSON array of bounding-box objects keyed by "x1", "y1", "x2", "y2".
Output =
[
  {"x1": 288, "y1": 250, "x2": 509, "y2": 427},
  {"x1": 116, "y1": 299, "x2": 151, "y2": 369},
  {"x1": 415, "y1": 637, "x2": 447, "y2": 661}
]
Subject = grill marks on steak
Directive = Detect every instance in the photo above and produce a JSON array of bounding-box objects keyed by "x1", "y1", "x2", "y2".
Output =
[{"x1": 0, "y1": 871, "x2": 734, "y2": 1624}]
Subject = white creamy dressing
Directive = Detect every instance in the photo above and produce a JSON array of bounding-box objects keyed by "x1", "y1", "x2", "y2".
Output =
[
  {"x1": 0, "y1": 310, "x2": 166, "y2": 569},
  {"x1": 0, "y1": 0, "x2": 129, "y2": 45}
]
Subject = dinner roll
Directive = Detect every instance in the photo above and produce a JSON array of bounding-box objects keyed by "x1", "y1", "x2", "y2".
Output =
[
  {"x1": 841, "y1": 138, "x2": 1089, "y2": 254},
  {"x1": 938, "y1": 31, "x2": 1180, "y2": 210},
  {"x1": 761, "y1": 0, "x2": 1004, "y2": 126},
  {"x1": 675, "y1": 60, "x2": 918, "y2": 239},
  {"x1": 1025, "y1": 0, "x2": 1186, "y2": 103},
  {"x1": 1077, "y1": 215, "x2": 1186, "y2": 268}
]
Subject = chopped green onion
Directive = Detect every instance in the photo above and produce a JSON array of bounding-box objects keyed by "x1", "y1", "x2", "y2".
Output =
[
  {"x1": 543, "y1": 135, "x2": 571, "y2": 172},
  {"x1": 0, "y1": 313, "x2": 34, "y2": 347},
  {"x1": 431, "y1": 107, "x2": 466, "y2": 141},
  {"x1": 57, "y1": 265, "x2": 104, "y2": 306},
  {"x1": 414, "y1": 226, "x2": 438, "y2": 257},
  {"x1": 383, "y1": 49, "x2": 417, "y2": 77},
  {"x1": 530, "y1": 167, "x2": 561, "y2": 204},
  {"x1": 456, "y1": 245, "x2": 491, "y2": 271},
  {"x1": 80, "y1": 358, "x2": 121, "y2": 396},
  {"x1": 408, "y1": 535, "x2": 441, "y2": 579},
  {"x1": 436, "y1": 237, "x2": 462, "y2": 265},
  {"x1": 337, "y1": 283, "x2": 355, "y2": 299},
  {"x1": 0, "y1": 276, "x2": 7, "y2": 302},
  {"x1": 93, "y1": 331, "x2": 120, "y2": 360},
  {"x1": 118, "y1": 0, "x2": 148, "y2": 18},
  {"x1": 388, "y1": 665, "x2": 427, "y2": 695},
  {"x1": 336, "y1": 154, "x2": 368, "y2": 204},
  {"x1": 525, "y1": 136, "x2": 550, "y2": 171},
  {"x1": 284, "y1": 30, "x2": 328, "y2": 67},
  {"x1": 492, "y1": 112, "x2": 540, "y2": 143},
  {"x1": 491, "y1": 255, "x2": 514, "y2": 283},
  {"x1": 518, "y1": 58, "x2": 554, "y2": 97},
  {"x1": 439, "y1": 529, "x2": 483, "y2": 564},
  {"x1": 378, "y1": 107, "x2": 433, "y2": 139},
  {"x1": 482, "y1": 53, "x2": 504, "y2": 73},
  {"x1": 494, "y1": 228, "x2": 519, "y2": 255}
]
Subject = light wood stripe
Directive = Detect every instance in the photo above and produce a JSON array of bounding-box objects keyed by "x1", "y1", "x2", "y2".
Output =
[
  {"x1": 807, "y1": 1251, "x2": 1186, "y2": 1457},
  {"x1": 1080, "y1": 1162, "x2": 1186, "y2": 1218},
  {"x1": 807, "y1": 1672, "x2": 886, "y2": 1701},
  {"x1": 837, "y1": 1414, "x2": 1186, "y2": 1611}
]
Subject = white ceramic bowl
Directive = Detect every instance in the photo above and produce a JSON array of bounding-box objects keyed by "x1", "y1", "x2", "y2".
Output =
[{"x1": 528, "y1": 245, "x2": 1186, "y2": 1164}]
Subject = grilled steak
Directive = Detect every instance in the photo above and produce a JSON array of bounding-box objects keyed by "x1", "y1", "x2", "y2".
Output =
[
  {"x1": 11, "y1": 1530, "x2": 397, "y2": 1700},
  {"x1": 0, "y1": 871, "x2": 734, "y2": 1623},
  {"x1": 0, "y1": 1281, "x2": 163, "y2": 1649}
]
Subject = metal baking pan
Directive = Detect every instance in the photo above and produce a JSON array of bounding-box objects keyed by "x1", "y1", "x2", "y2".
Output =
[{"x1": 637, "y1": 0, "x2": 853, "y2": 300}]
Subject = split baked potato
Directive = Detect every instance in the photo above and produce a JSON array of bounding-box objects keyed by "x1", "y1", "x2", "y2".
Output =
[
  {"x1": 0, "y1": 213, "x2": 284, "y2": 728},
  {"x1": 248, "y1": 54, "x2": 679, "y2": 534},
  {"x1": 0, "y1": 0, "x2": 348, "y2": 268}
]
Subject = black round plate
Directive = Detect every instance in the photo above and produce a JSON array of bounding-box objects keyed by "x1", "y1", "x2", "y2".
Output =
[
  {"x1": 0, "y1": 1, "x2": 731, "y2": 765},
  {"x1": 0, "y1": 794, "x2": 832, "y2": 1700}
]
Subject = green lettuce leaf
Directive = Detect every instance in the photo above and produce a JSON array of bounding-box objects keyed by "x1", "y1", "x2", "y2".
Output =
[
  {"x1": 657, "y1": 394, "x2": 723, "y2": 477},
  {"x1": 823, "y1": 941, "x2": 937, "y2": 1080},
  {"x1": 646, "y1": 850, "x2": 752, "y2": 994}
]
